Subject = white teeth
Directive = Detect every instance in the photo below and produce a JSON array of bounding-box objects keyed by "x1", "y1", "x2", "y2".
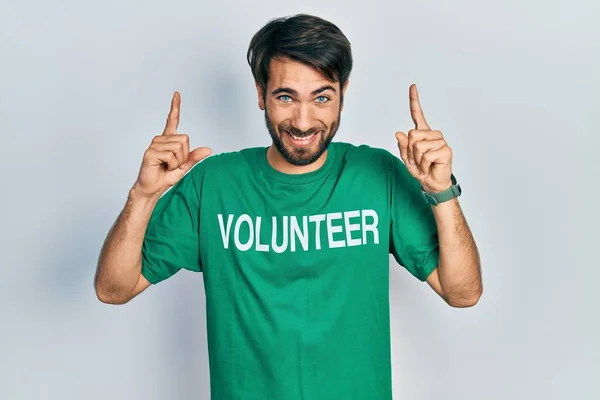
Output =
[{"x1": 290, "y1": 132, "x2": 316, "y2": 141}]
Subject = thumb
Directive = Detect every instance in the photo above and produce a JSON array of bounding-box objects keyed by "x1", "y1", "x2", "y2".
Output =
[
  {"x1": 395, "y1": 131, "x2": 409, "y2": 163},
  {"x1": 179, "y1": 147, "x2": 212, "y2": 172}
]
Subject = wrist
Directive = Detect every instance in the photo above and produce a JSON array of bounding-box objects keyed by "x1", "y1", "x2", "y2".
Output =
[
  {"x1": 129, "y1": 184, "x2": 162, "y2": 207},
  {"x1": 421, "y1": 174, "x2": 461, "y2": 206},
  {"x1": 423, "y1": 181, "x2": 453, "y2": 193}
]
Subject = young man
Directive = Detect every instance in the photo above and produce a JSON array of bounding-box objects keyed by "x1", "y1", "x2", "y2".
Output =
[{"x1": 95, "y1": 13, "x2": 482, "y2": 400}]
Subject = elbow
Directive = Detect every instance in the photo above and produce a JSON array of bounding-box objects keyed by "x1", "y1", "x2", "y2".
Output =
[
  {"x1": 95, "y1": 285, "x2": 132, "y2": 305},
  {"x1": 446, "y1": 288, "x2": 483, "y2": 308}
]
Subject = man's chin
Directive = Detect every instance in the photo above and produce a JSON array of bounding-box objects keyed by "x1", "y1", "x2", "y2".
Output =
[
  {"x1": 280, "y1": 142, "x2": 329, "y2": 166},
  {"x1": 286, "y1": 154, "x2": 317, "y2": 166}
]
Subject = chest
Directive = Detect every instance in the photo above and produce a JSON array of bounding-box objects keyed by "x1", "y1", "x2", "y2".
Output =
[{"x1": 197, "y1": 167, "x2": 392, "y2": 289}]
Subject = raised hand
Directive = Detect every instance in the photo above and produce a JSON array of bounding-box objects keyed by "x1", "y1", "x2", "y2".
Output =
[
  {"x1": 133, "y1": 92, "x2": 212, "y2": 198},
  {"x1": 395, "y1": 84, "x2": 453, "y2": 193}
]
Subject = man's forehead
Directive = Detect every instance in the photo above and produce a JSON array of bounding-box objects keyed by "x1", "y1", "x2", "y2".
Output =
[{"x1": 268, "y1": 57, "x2": 336, "y2": 89}]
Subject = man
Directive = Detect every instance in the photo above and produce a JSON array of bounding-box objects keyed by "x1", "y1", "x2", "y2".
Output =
[{"x1": 95, "y1": 13, "x2": 482, "y2": 400}]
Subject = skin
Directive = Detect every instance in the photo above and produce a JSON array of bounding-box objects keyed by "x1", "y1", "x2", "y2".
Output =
[
  {"x1": 256, "y1": 56, "x2": 348, "y2": 174},
  {"x1": 396, "y1": 85, "x2": 482, "y2": 307},
  {"x1": 259, "y1": 58, "x2": 482, "y2": 307},
  {"x1": 94, "y1": 93, "x2": 211, "y2": 304},
  {"x1": 95, "y1": 57, "x2": 482, "y2": 307}
]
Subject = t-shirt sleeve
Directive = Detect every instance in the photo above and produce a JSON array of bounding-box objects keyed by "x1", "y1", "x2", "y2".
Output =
[
  {"x1": 388, "y1": 154, "x2": 440, "y2": 281},
  {"x1": 141, "y1": 165, "x2": 204, "y2": 284}
]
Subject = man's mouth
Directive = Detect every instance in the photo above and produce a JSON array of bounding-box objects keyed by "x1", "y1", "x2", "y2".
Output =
[
  {"x1": 286, "y1": 131, "x2": 318, "y2": 144},
  {"x1": 290, "y1": 132, "x2": 316, "y2": 140}
]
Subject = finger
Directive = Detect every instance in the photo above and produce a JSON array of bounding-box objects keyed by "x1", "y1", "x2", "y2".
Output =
[
  {"x1": 395, "y1": 131, "x2": 409, "y2": 163},
  {"x1": 407, "y1": 129, "x2": 443, "y2": 165},
  {"x1": 409, "y1": 84, "x2": 430, "y2": 130},
  {"x1": 163, "y1": 91, "x2": 181, "y2": 135},
  {"x1": 151, "y1": 133, "x2": 191, "y2": 162},
  {"x1": 179, "y1": 147, "x2": 212, "y2": 172},
  {"x1": 420, "y1": 147, "x2": 451, "y2": 176},
  {"x1": 396, "y1": 132, "x2": 420, "y2": 175},
  {"x1": 146, "y1": 149, "x2": 181, "y2": 171},
  {"x1": 152, "y1": 133, "x2": 190, "y2": 146},
  {"x1": 150, "y1": 141, "x2": 188, "y2": 167},
  {"x1": 413, "y1": 139, "x2": 446, "y2": 174}
]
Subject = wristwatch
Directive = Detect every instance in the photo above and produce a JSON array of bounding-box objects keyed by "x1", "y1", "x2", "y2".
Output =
[{"x1": 422, "y1": 174, "x2": 462, "y2": 205}]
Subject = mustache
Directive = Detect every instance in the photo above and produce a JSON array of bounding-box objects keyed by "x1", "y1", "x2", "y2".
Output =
[{"x1": 280, "y1": 124, "x2": 324, "y2": 137}]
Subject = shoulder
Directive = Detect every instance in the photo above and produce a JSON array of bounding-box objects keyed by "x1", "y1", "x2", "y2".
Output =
[
  {"x1": 333, "y1": 141, "x2": 402, "y2": 173},
  {"x1": 333, "y1": 142, "x2": 419, "y2": 190},
  {"x1": 198, "y1": 146, "x2": 263, "y2": 168},
  {"x1": 188, "y1": 146, "x2": 264, "y2": 177}
]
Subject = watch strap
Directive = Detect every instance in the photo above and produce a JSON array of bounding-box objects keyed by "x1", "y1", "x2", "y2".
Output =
[{"x1": 422, "y1": 174, "x2": 461, "y2": 205}]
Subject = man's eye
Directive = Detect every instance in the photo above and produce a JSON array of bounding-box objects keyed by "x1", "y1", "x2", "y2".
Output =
[
  {"x1": 316, "y1": 96, "x2": 330, "y2": 103},
  {"x1": 278, "y1": 95, "x2": 292, "y2": 102}
]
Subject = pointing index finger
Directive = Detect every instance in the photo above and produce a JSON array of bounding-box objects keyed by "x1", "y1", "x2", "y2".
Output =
[
  {"x1": 409, "y1": 84, "x2": 430, "y2": 130},
  {"x1": 163, "y1": 91, "x2": 180, "y2": 135}
]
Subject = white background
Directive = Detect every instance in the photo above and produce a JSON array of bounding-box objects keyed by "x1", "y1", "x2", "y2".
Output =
[{"x1": 1, "y1": 0, "x2": 598, "y2": 399}]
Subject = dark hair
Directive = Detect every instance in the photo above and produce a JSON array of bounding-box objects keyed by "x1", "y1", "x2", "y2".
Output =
[{"x1": 247, "y1": 14, "x2": 353, "y2": 97}]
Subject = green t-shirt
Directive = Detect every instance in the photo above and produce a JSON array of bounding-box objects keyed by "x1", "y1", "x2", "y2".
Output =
[{"x1": 141, "y1": 141, "x2": 440, "y2": 400}]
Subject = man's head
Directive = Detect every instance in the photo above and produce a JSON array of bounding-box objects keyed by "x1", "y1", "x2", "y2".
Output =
[{"x1": 247, "y1": 14, "x2": 353, "y2": 167}]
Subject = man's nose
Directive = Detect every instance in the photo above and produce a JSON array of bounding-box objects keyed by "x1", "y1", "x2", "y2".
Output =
[{"x1": 291, "y1": 104, "x2": 314, "y2": 133}]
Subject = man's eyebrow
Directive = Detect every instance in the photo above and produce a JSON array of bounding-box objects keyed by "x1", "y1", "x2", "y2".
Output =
[
  {"x1": 271, "y1": 85, "x2": 338, "y2": 97},
  {"x1": 271, "y1": 87, "x2": 298, "y2": 96},
  {"x1": 311, "y1": 85, "x2": 337, "y2": 96}
]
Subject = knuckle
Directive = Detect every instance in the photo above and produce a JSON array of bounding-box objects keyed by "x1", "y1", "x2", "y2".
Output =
[
  {"x1": 142, "y1": 151, "x2": 156, "y2": 165},
  {"x1": 170, "y1": 141, "x2": 182, "y2": 154}
]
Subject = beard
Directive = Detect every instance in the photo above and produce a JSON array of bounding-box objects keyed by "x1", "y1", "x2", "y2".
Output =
[{"x1": 264, "y1": 105, "x2": 341, "y2": 166}]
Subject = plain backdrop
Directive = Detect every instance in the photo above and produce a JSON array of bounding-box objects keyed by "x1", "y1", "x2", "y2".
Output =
[{"x1": 1, "y1": 0, "x2": 598, "y2": 399}]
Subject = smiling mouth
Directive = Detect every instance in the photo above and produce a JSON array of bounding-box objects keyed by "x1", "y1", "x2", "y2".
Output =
[{"x1": 288, "y1": 131, "x2": 317, "y2": 141}]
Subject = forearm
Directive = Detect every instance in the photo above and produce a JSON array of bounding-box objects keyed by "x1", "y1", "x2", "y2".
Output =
[
  {"x1": 432, "y1": 198, "x2": 482, "y2": 307},
  {"x1": 94, "y1": 187, "x2": 159, "y2": 302}
]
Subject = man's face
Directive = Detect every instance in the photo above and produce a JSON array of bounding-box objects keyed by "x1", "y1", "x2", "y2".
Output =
[{"x1": 257, "y1": 57, "x2": 347, "y2": 166}]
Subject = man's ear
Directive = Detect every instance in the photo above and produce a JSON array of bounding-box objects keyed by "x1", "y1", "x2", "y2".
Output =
[
  {"x1": 255, "y1": 82, "x2": 265, "y2": 110},
  {"x1": 341, "y1": 79, "x2": 349, "y2": 111}
]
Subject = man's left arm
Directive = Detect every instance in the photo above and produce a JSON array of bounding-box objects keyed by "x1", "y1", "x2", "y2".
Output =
[
  {"x1": 426, "y1": 198, "x2": 482, "y2": 307},
  {"x1": 396, "y1": 84, "x2": 482, "y2": 308}
]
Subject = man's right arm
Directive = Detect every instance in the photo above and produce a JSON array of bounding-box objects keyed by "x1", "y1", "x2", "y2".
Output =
[
  {"x1": 94, "y1": 91, "x2": 211, "y2": 305},
  {"x1": 94, "y1": 186, "x2": 159, "y2": 304}
]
